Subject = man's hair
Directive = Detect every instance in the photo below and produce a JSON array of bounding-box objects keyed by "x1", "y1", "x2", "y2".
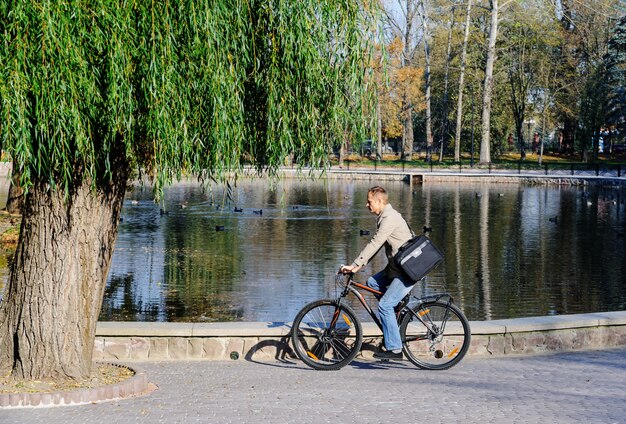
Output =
[{"x1": 368, "y1": 186, "x2": 388, "y2": 203}]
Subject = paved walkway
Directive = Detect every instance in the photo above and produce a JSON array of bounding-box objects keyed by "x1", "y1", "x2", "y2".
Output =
[{"x1": 2, "y1": 347, "x2": 625, "y2": 424}]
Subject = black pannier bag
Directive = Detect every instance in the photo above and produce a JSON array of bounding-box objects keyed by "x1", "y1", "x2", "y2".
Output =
[{"x1": 394, "y1": 235, "x2": 444, "y2": 282}]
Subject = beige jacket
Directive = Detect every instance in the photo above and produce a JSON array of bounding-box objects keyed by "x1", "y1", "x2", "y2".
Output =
[{"x1": 351, "y1": 203, "x2": 413, "y2": 279}]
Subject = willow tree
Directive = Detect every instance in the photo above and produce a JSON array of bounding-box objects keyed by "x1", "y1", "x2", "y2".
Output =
[{"x1": 0, "y1": 0, "x2": 373, "y2": 381}]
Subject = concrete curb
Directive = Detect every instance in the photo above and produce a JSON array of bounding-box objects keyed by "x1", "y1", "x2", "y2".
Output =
[
  {"x1": 0, "y1": 363, "x2": 152, "y2": 409},
  {"x1": 93, "y1": 311, "x2": 626, "y2": 362}
]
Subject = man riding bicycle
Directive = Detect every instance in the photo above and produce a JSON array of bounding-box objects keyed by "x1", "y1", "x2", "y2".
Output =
[{"x1": 340, "y1": 186, "x2": 414, "y2": 360}]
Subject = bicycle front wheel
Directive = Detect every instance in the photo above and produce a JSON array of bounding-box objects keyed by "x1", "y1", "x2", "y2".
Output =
[
  {"x1": 291, "y1": 299, "x2": 363, "y2": 371},
  {"x1": 400, "y1": 300, "x2": 471, "y2": 370}
]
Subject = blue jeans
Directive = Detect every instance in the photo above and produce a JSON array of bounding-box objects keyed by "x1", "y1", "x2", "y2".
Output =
[{"x1": 366, "y1": 270, "x2": 415, "y2": 352}]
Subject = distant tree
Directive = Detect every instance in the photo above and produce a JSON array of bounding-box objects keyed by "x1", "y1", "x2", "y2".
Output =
[
  {"x1": 500, "y1": 4, "x2": 559, "y2": 158},
  {"x1": 418, "y1": 0, "x2": 435, "y2": 160},
  {"x1": 380, "y1": 0, "x2": 425, "y2": 158},
  {"x1": 479, "y1": 0, "x2": 500, "y2": 164},
  {"x1": 549, "y1": 0, "x2": 622, "y2": 157},
  {"x1": 377, "y1": 37, "x2": 424, "y2": 146},
  {"x1": 4, "y1": 162, "x2": 23, "y2": 214},
  {"x1": 436, "y1": 5, "x2": 455, "y2": 163},
  {"x1": 454, "y1": 0, "x2": 473, "y2": 162},
  {"x1": 605, "y1": 15, "x2": 626, "y2": 141}
]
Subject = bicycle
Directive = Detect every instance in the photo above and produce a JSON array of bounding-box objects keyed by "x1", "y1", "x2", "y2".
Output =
[{"x1": 291, "y1": 271, "x2": 471, "y2": 371}]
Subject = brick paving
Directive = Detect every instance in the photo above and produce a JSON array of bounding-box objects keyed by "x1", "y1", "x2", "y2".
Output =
[{"x1": 2, "y1": 347, "x2": 625, "y2": 424}]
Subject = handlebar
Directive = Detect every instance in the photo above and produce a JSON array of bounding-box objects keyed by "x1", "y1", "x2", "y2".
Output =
[
  {"x1": 338, "y1": 264, "x2": 356, "y2": 275},
  {"x1": 335, "y1": 271, "x2": 353, "y2": 289}
]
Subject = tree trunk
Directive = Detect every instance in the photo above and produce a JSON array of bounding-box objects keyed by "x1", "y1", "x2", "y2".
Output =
[
  {"x1": 5, "y1": 160, "x2": 24, "y2": 215},
  {"x1": 339, "y1": 141, "x2": 346, "y2": 167},
  {"x1": 376, "y1": 98, "x2": 383, "y2": 161},
  {"x1": 539, "y1": 94, "x2": 549, "y2": 165},
  {"x1": 480, "y1": 0, "x2": 499, "y2": 164},
  {"x1": 454, "y1": 0, "x2": 472, "y2": 162},
  {"x1": 439, "y1": 6, "x2": 455, "y2": 163},
  {"x1": 400, "y1": 1, "x2": 416, "y2": 160},
  {"x1": 562, "y1": 118, "x2": 576, "y2": 153},
  {"x1": 420, "y1": 1, "x2": 434, "y2": 160},
  {"x1": 509, "y1": 67, "x2": 526, "y2": 158},
  {"x1": 516, "y1": 120, "x2": 525, "y2": 158},
  {"x1": 402, "y1": 99, "x2": 414, "y2": 159},
  {"x1": 0, "y1": 169, "x2": 128, "y2": 380}
]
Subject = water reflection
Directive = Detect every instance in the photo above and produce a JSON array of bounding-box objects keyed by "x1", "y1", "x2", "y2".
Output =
[
  {"x1": 1, "y1": 178, "x2": 625, "y2": 322},
  {"x1": 98, "y1": 178, "x2": 626, "y2": 322},
  {"x1": 478, "y1": 185, "x2": 492, "y2": 320}
]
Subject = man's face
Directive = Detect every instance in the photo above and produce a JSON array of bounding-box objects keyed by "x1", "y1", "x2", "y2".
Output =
[{"x1": 366, "y1": 193, "x2": 384, "y2": 215}]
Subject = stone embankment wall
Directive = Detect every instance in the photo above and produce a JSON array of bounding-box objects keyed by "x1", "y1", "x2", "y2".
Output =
[
  {"x1": 324, "y1": 169, "x2": 626, "y2": 186},
  {"x1": 94, "y1": 311, "x2": 626, "y2": 362}
]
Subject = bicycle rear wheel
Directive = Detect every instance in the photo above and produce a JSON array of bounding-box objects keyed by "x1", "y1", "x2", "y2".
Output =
[
  {"x1": 291, "y1": 299, "x2": 363, "y2": 370},
  {"x1": 400, "y1": 300, "x2": 471, "y2": 370}
]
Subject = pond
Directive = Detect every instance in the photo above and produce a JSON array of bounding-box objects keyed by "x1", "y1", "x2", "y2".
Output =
[{"x1": 1, "y1": 177, "x2": 625, "y2": 322}]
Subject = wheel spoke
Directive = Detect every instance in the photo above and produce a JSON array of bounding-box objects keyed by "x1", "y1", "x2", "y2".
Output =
[
  {"x1": 329, "y1": 337, "x2": 353, "y2": 359},
  {"x1": 400, "y1": 301, "x2": 470, "y2": 370},
  {"x1": 291, "y1": 300, "x2": 363, "y2": 370}
]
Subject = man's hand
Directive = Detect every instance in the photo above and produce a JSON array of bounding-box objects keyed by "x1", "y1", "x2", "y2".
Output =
[{"x1": 339, "y1": 264, "x2": 361, "y2": 274}]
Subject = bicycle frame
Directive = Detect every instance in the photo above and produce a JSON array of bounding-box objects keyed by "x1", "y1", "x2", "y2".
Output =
[
  {"x1": 333, "y1": 273, "x2": 456, "y2": 339},
  {"x1": 335, "y1": 276, "x2": 385, "y2": 329}
]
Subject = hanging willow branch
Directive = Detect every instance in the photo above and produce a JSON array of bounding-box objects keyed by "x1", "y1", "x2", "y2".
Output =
[{"x1": 0, "y1": 0, "x2": 376, "y2": 197}]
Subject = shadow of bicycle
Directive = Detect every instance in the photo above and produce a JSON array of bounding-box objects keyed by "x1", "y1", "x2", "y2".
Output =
[
  {"x1": 243, "y1": 334, "x2": 303, "y2": 368},
  {"x1": 244, "y1": 333, "x2": 412, "y2": 372}
]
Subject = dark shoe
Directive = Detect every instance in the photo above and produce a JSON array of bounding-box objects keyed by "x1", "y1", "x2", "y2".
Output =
[{"x1": 373, "y1": 350, "x2": 403, "y2": 360}]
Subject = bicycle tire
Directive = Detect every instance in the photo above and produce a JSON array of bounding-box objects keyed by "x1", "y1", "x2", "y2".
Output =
[
  {"x1": 291, "y1": 299, "x2": 363, "y2": 371},
  {"x1": 400, "y1": 300, "x2": 471, "y2": 370}
]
